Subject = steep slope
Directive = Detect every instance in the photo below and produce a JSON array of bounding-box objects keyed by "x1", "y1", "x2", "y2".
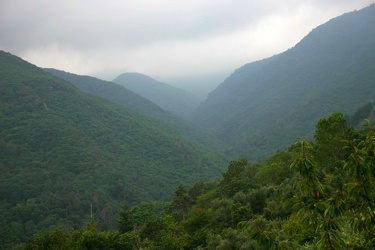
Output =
[
  {"x1": 0, "y1": 51, "x2": 227, "y2": 245},
  {"x1": 44, "y1": 68, "x2": 225, "y2": 152},
  {"x1": 113, "y1": 72, "x2": 201, "y2": 119},
  {"x1": 192, "y1": 4, "x2": 375, "y2": 161}
]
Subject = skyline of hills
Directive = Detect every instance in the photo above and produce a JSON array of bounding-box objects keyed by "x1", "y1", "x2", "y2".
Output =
[{"x1": 44, "y1": 68, "x2": 225, "y2": 152}]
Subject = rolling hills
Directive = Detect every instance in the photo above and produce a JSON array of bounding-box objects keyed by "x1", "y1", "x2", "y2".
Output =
[
  {"x1": 191, "y1": 4, "x2": 375, "y2": 161},
  {"x1": 0, "y1": 51, "x2": 227, "y2": 245}
]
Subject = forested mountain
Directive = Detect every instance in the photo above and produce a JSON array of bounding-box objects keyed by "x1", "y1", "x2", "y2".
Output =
[
  {"x1": 44, "y1": 68, "x2": 224, "y2": 152},
  {"x1": 0, "y1": 51, "x2": 227, "y2": 246},
  {"x1": 192, "y1": 4, "x2": 375, "y2": 161},
  {"x1": 23, "y1": 112, "x2": 375, "y2": 249},
  {"x1": 113, "y1": 72, "x2": 200, "y2": 119},
  {"x1": 3, "y1": 4, "x2": 375, "y2": 249}
]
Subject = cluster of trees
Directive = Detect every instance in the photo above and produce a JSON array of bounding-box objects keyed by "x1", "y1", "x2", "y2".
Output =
[{"x1": 22, "y1": 112, "x2": 375, "y2": 249}]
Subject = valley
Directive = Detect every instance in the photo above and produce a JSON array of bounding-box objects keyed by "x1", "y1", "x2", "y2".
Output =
[{"x1": 0, "y1": 3, "x2": 375, "y2": 249}]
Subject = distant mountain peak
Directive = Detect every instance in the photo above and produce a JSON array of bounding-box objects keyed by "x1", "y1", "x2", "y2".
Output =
[{"x1": 113, "y1": 72, "x2": 201, "y2": 119}]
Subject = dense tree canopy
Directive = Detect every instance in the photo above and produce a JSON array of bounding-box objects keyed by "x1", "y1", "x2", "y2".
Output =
[
  {"x1": 22, "y1": 112, "x2": 375, "y2": 249},
  {"x1": 0, "y1": 51, "x2": 228, "y2": 248}
]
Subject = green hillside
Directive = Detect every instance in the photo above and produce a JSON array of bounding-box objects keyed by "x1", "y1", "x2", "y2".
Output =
[
  {"x1": 0, "y1": 51, "x2": 227, "y2": 246},
  {"x1": 113, "y1": 72, "x2": 201, "y2": 119},
  {"x1": 23, "y1": 112, "x2": 375, "y2": 249},
  {"x1": 44, "y1": 68, "x2": 225, "y2": 152},
  {"x1": 192, "y1": 4, "x2": 375, "y2": 161}
]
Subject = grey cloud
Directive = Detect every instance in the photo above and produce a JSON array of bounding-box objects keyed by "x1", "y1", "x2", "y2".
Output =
[
  {"x1": 0, "y1": 0, "x2": 277, "y2": 51},
  {"x1": 1, "y1": 0, "x2": 374, "y2": 81}
]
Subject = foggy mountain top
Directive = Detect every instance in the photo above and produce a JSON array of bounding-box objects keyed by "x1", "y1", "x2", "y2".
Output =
[{"x1": 1, "y1": 0, "x2": 373, "y2": 89}]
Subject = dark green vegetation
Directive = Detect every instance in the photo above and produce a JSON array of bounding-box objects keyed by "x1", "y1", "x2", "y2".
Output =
[
  {"x1": 44, "y1": 68, "x2": 224, "y2": 152},
  {"x1": 24, "y1": 112, "x2": 375, "y2": 249},
  {"x1": 3, "y1": 4, "x2": 375, "y2": 249},
  {"x1": 0, "y1": 51, "x2": 228, "y2": 248},
  {"x1": 113, "y1": 72, "x2": 201, "y2": 119},
  {"x1": 192, "y1": 4, "x2": 375, "y2": 161}
]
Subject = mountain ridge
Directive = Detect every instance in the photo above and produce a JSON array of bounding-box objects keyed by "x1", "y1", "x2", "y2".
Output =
[
  {"x1": 191, "y1": 4, "x2": 375, "y2": 160},
  {"x1": 44, "y1": 68, "x2": 225, "y2": 152}
]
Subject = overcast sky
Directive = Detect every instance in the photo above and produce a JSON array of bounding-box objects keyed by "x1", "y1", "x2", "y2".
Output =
[{"x1": 1, "y1": 0, "x2": 374, "y2": 86}]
